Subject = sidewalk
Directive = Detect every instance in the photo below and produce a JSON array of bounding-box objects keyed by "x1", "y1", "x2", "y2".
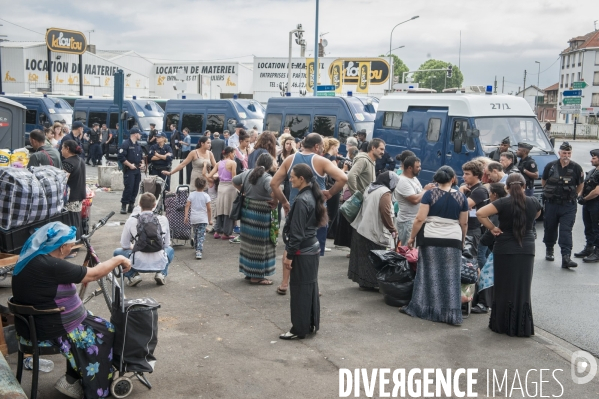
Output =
[{"x1": 2, "y1": 189, "x2": 598, "y2": 398}]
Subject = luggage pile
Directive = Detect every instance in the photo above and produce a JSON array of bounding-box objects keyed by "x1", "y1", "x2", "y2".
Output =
[{"x1": 0, "y1": 166, "x2": 67, "y2": 230}]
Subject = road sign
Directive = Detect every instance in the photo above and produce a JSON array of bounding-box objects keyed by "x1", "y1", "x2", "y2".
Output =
[
  {"x1": 563, "y1": 97, "x2": 582, "y2": 105},
  {"x1": 316, "y1": 91, "x2": 335, "y2": 97},
  {"x1": 316, "y1": 85, "x2": 335, "y2": 91},
  {"x1": 572, "y1": 81, "x2": 588, "y2": 89},
  {"x1": 563, "y1": 90, "x2": 582, "y2": 97},
  {"x1": 560, "y1": 109, "x2": 580, "y2": 114},
  {"x1": 560, "y1": 105, "x2": 581, "y2": 110}
]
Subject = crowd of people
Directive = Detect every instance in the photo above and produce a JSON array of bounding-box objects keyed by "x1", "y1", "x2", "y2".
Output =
[{"x1": 12, "y1": 118, "x2": 599, "y2": 397}]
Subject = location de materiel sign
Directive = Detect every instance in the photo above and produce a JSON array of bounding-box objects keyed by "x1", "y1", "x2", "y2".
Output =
[
  {"x1": 563, "y1": 97, "x2": 582, "y2": 105},
  {"x1": 563, "y1": 90, "x2": 582, "y2": 97},
  {"x1": 572, "y1": 81, "x2": 588, "y2": 89}
]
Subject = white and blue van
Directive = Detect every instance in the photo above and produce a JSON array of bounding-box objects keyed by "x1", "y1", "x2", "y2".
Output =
[{"x1": 1, "y1": 94, "x2": 73, "y2": 137}]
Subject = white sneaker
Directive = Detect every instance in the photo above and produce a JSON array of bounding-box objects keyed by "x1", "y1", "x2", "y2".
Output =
[
  {"x1": 324, "y1": 247, "x2": 332, "y2": 252},
  {"x1": 195, "y1": 251, "x2": 202, "y2": 259},
  {"x1": 154, "y1": 272, "x2": 166, "y2": 285},
  {"x1": 54, "y1": 375, "x2": 83, "y2": 399},
  {"x1": 127, "y1": 274, "x2": 142, "y2": 287}
]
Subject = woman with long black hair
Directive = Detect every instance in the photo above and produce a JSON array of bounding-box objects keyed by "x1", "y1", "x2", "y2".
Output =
[
  {"x1": 477, "y1": 173, "x2": 542, "y2": 337},
  {"x1": 61, "y1": 140, "x2": 86, "y2": 241},
  {"x1": 280, "y1": 163, "x2": 328, "y2": 340}
]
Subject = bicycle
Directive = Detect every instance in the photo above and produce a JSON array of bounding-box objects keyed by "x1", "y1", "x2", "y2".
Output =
[{"x1": 78, "y1": 211, "x2": 121, "y2": 310}]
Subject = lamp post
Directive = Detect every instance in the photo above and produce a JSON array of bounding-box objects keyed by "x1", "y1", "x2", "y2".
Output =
[
  {"x1": 389, "y1": 16, "x2": 419, "y2": 91},
  {"x1": 386, "y1": 45, "x2": 405, "y2": 56},
  {"x1": 313, "y1": 0, "x2": 319, "y2": 96},
  {"x1": 535, "y1": 61, "x2": 540, "y2": 117},
  {"x1": 287, "y1": 24, "x2": 304, "y2": 96}
]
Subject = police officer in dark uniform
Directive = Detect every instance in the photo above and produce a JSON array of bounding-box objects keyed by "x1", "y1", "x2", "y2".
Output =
[
  {"x1": 516, "y1": 142, "x2": 539, "y2": 197},
  {"x1": 86, "y1": 123, "x2": 102, "y2": 166},
  {"x1": 542, "y1": 142, "x2": 585, "y2": 268},
  {"x1": 573, "y1": 149, "x2": 599, "y2": 263},
  {"x1": 489, "y1": 137, "x2": 512, "y2": 161},
  {"x1": 148, "y1": 132, "x2": 173, "y2": 192},
  {"x1": 148, "y1": 123, "x2": 158, "y2": 146},
  {"x1": 118, "y1": 127, "x2": 143, "y2": 214}
]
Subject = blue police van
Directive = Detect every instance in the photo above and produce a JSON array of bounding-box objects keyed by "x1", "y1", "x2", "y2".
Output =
[
  {"x1": 373, "y1": 92, "x2": 558, "y2": 201},
  {"x1": 0, "y1": 94, "x2": 73, "y2": 138},
  {"x1": 263, "y1": 95, "x2": 377, "y2": 146},
  {"x1": 73, "y1": 97, "x2": 164, "y2": 154},
  {"x1": 163, "y1": 97, "x2": 265, "y2": 145}
]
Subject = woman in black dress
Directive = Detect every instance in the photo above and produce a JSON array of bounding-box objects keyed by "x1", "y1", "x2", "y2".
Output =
[
  {"x1": 477, "y1": 173, "x2": 541, "y2": 337},
  {"x1": 280, "y1": 163, "x2": 328, "y2": 340},
  {"x1": 61, "y1": 140, "x2": 86, "y2": 240}
]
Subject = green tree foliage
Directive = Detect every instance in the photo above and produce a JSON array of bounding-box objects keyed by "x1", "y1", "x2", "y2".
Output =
[
  {"x1": 379, "y1": 54, "x2": 409, "y2": 84},
  {"x1": 412, "y1": 59, "x2": 464, "y2": 92}
]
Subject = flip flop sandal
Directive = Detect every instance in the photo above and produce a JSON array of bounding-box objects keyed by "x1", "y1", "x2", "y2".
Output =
[
  {"x1": 250, "y1": 279, "x2": 273, "y2": 285},
  {"x1": 276, "y1": 286, "x2": 287, "y2": 295}
]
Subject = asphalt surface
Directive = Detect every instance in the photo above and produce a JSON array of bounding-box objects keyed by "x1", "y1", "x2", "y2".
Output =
[{"x1": 1, "y1": 147, "x2": 599, "y2": 398}]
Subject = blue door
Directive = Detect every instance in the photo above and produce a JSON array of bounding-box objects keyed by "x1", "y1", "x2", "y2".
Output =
[{"x1": 416, "y1": 109, "x2": 448, "y2": 184}]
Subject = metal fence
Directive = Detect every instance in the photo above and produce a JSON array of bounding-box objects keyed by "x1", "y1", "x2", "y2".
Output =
[{"x1": 551, "y1": 123, "x2": 599, "y2": 139}]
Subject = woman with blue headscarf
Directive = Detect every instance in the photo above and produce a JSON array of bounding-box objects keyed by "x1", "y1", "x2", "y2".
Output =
[{"x1": 12, "y1": 222, "x2": 131, "y2": 399}]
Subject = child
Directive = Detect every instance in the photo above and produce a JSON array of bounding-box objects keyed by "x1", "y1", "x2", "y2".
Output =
[{"x1": 184, "y1": 176, "x2": 212, "y2": 259}]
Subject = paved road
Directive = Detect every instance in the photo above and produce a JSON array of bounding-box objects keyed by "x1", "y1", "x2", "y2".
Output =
[{"x1": 532, "y1": 140, "x2": 599, "y2": 358}]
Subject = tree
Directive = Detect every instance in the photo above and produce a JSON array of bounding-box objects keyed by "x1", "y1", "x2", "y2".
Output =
[
  {"x1": 411, "y1": 59, "x2": 464, "y2": 93},
  {"x1": 379, "y1": 54, "x2": 409, "y2": 85}
]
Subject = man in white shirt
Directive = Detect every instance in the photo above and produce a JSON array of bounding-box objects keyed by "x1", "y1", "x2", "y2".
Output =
[
  {"x1": 394, "y1": 156, "x2": 434, "y2": 245},
  {"x1": 113, "y1": 193, "x2": 174, "y2": 286},
  {"x1": 227, "y1": 122, "x2": 245, "y2": 149}
]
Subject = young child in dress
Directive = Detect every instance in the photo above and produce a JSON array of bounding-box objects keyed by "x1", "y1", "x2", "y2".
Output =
[
  {"x1": 184, "y1": 176, "x2": 212, "y2": 259},
  {"x1": 203, "y1": 162, "x2": 218, "y2": 233}
]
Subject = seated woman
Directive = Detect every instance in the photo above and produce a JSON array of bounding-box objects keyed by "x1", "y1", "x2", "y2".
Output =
[{"x1": 11, "y1": 222, "x2": 131, "y2": 399}]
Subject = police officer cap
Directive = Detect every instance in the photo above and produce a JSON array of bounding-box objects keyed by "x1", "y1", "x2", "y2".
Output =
[
  {"x1": 72, "y1": 121, "x2": 85, "y2": 130},
  {"x1": 518, "y1": 142, "x2": 533, "y2": 150},
  {"x1": 92, "y1": 122, "x2": 99, "y2": 127},
  {"x1": 235, "y1": 122, "x2": 245, "y2": 128},
  {"x1": 501, "y1": 137, "x2": 510, "y2": 145},
  {"x1": 591, "y1": 149, "x2": 599, "y2": 157},
  {"x1": 129, "y1": 127, "x2": 142, "y2": 135},
  {"x1": 357, "y1": 129, "x2": 367, "y2": 136},
  {"x1": 560, "y1": 141, "x2": 572, "y2": 151},
  {"x1": 156, "y1": 132, "x2": 166, "y2": 138}
]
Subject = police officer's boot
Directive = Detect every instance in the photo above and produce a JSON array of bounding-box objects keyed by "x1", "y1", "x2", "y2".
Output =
[
  {"x1": 127, "y1": 203, "x2": 134, "y2": 213},
  {"x1": 545, "y1": 247, "x2": 554, "y2": 261},
  {"x1": 582, "y1": 248, "x2": 599, "y2": 263},
  {"x1": 574, "y1": 245, "x2": 594, "y2": 258},
  {"x1": 120, "y1": 204, "x2": 127, "y2": 214},
  {"x1": 561, "y1": 254, "x2": 578, "y2": 269}
]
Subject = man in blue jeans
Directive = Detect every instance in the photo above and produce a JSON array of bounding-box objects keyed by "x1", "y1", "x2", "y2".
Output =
[{"x1": 113, "y1": 192, "x2": 174, "y2": 286}]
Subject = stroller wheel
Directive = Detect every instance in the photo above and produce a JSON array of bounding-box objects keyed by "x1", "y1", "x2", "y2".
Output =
[
  {"x1": 111, "y1": 376, "x2": 133, "y2": 398},
  {"x1": 191, "y1": 238, "x2": 195, "y2": 247}
]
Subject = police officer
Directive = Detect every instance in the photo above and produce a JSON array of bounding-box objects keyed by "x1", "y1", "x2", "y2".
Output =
[
  {"x1": 148, "y1": 123, "x2": 158, "y2": 146},
  {"x1": 118, "y1": 127, "x2": 143, "y2": 214},
  {"x1": 86, "y1": 123, "x2": 102, "y2": 166},
  {"x1": 573, "y1": 149, "x2": 599, "y2": 263},
  {"x1": 516, "y1": 142, "x2": 539, "y2": 197},
  {"x1": 148, "y1": 132, "x2": 173, "y2": 192},
  {"x1": 489, "y1": 137, "x2": 512, "y2": 161},
  {"x1": 542, "y1": 142, "x2": 584, "y2": 268}
]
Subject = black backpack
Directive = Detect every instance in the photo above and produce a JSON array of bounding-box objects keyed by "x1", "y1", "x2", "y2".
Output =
[{"x1": 132, "y1": 213, "x2": 164, "y2": 253}]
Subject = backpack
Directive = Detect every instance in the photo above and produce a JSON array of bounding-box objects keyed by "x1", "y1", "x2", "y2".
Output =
[{"x1": 132, "y1": 213, "x2": 164, "y2": 253}]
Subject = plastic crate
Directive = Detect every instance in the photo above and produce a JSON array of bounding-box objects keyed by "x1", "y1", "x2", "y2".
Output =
[{"x1": 0, "y1": 211, "x2": 70, "y2": 254}]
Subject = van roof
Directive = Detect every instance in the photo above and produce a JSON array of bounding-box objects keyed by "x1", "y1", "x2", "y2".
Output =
[
  {"x1": 378, "y1": 93, "x2": 535, "y2": 118},
  {"x1": 0, "y1": 97, "x2": 26, "y2": 109}
]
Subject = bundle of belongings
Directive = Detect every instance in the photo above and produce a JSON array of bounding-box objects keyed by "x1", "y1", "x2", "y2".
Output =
[{"x1": 0, "y1": 166, "x2": 67, "y2": 230}]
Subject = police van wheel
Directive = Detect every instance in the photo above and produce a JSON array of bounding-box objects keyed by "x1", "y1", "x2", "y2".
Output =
[{"x1": 111, "y1": 377, "x2": 133, "y2": 398}]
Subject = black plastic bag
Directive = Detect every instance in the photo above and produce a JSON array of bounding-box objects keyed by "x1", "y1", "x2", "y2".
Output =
[
  {"x1": 383, "y1": 294, "x2": 411, "y2": 307},
  {"x1": 369, "y1": 250, "x2": 407, "y2": 272},
  {"x1": 375, "y1": 253, "x2": 415, "y2": 305},
  {"x1": 462, "y1": 235, "x2": 475, "y2": 259}
]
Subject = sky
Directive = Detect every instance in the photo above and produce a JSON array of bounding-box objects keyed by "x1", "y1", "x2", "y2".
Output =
[{"x1": 1, "y1": 0, "x2": 597, "y2": 94}]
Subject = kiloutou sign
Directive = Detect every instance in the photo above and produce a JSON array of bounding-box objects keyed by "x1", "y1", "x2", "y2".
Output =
[{"x1": 45, "y1": 28, "x2": 87, "y2": 55}]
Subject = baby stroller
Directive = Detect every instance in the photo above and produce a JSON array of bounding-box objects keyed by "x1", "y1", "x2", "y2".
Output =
[
  {"x1": 109, "y1": 268, "x2": 160, "y2": 398},
  {"x1": 138, "y1": 175, "x2": 166, "y2": 214}
]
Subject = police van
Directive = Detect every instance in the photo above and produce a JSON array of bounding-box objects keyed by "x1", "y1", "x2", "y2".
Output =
[
  {"x1": 73, "y1": 97, "x2": 164, "y2": 154},
  {"x1": 373, "y1": 91, "x2": 558, "y2": 200},
  {"x1": 163, "y1": 97, "x2": 265, "y2": 145},
  {"x1": 263, "y1": 95, "x2": 377, "y2": 145},
  {"x1": 1, "y1": 94, "x2": 74, "y2": 137}
]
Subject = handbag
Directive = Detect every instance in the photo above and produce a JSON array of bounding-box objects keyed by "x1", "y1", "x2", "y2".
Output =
[
  {"x1": 460, "y1": 257, "x2": 478, "y2": 284},
  {"x1": 396, "y1": 245, "x2": 418, "y2": 272},
  {"x1": 339, "y1": 191, "x2": 363, "y2": 223},
  {"x1": 229, "y1": 172, "x2": 248, "y2": 221}
]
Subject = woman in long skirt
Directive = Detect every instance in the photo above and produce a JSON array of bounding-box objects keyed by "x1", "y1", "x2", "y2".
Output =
[
  {"x1": 477, "y1": 173, "x2": 541, "y2": 337},
  {"x1": 233, "y1": 153, "x2": 277, "y2": 284},
  {"x1": 280, "y1": 164, "x2": 328, "y2": 340}
]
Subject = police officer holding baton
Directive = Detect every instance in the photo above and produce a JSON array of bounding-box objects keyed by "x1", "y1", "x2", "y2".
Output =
[
  {"x1": 573, "y1": 149, "x2": 599, "y2": 263},
  {"x1": 118, "y1": 127, "x2": 143, "y2": 214},
  {"x1": 148, "y1": 132, "x2": 173, "y2": 192},
  {"x1": 516, "y1": 142, "x2": 539, "y2": 197},
  {"x1": 542, "y1": 142, "x2": 584, "y2": 268}
]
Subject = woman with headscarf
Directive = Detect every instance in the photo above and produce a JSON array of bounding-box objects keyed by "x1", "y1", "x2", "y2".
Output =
[
  {"x1": 11, "y1": 222, "x2": 131, "y2": 399},
  {"x1": 280, "y1": 164, "x2": 328, "y2": 340},
  {"x1": 400, "y1": 166, "x2": 469, "y2": 326},
  {"x1": 348, "y1": 171, "x2": 398, "y2": 291}
]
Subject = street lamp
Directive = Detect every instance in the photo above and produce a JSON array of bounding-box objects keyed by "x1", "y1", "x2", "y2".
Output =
[
  {"x1": 386, "y1": 45, "x2": 405, "y2": 55},
  {"x1": 86, "y1": 30, "x2": 95, "y2": 44},
  {"x1": 288, "y1": 24, "x2": 305, "y2": 96},
  {"x1": 389, "y1": 16, "x2": 419, "y2": 90},
  {"x1": 535, "y1": 61, "x2": 540, "y2": 116}
]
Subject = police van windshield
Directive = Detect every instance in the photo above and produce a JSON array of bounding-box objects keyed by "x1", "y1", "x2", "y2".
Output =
[
  {"x1": 345, "y1": 97, "x2": 376, "y2": 122},
  {"x1": 52, "y1": 114, "x2": 72, "y2": 126},
  {"x1": 138, "y1": 117, "x2": 164, "y2": 131},
  {"x1": 475, "y1": 117, "x2": 553, "y2": 153},
  {"x1": 234, "y1": 100, "x2": 265, "y2": 119}
]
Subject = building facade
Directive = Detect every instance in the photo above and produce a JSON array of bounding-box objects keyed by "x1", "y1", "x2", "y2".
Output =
[{"x1": 537, "y1": 83, "x2": 558, "y2": 122}]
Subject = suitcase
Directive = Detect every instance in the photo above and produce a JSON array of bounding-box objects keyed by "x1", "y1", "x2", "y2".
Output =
[{"x1": 164, "y1": 185, "x2": 192, "y2": 241}]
